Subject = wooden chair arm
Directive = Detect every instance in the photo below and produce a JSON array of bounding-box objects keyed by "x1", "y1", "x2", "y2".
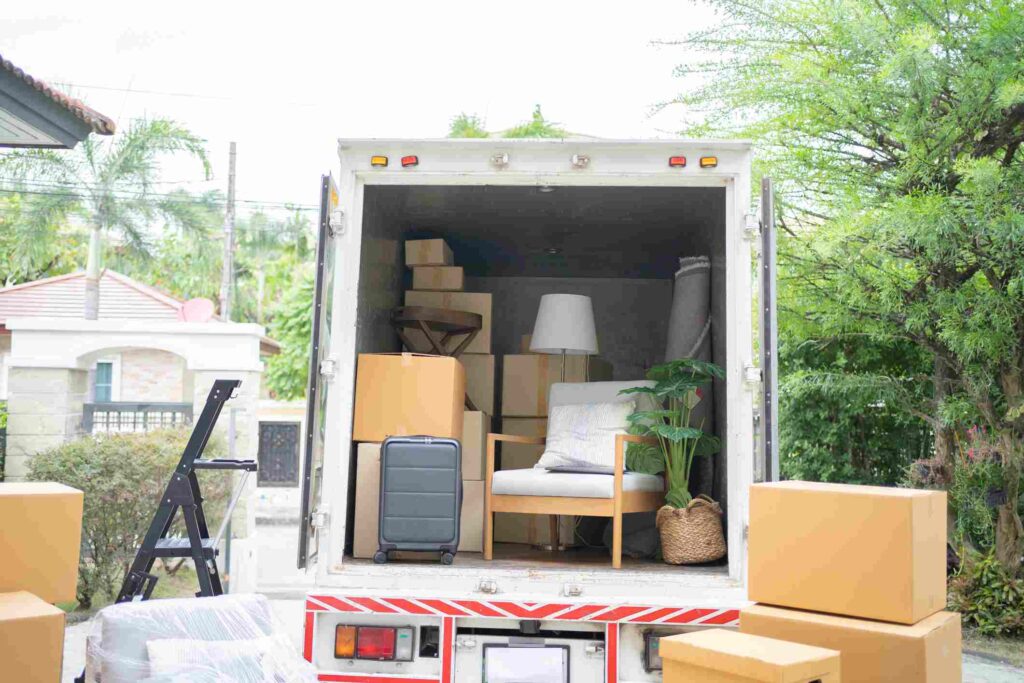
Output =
[
  {"x1": 487, "y1": 433, "x2": 547, "y2": 445},
  {"x1": 615, "y1": 433, "x2": 659, "y2": 447}
]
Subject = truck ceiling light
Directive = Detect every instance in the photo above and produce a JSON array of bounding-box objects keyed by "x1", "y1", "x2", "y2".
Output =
[
  {"x1": 491, "y1": 152, "x2": 510, "y2": 167},
  {"x1": 334, "y1": 625, "x2": 357, "y2": 659},
  {"x1": 356, "y1": 626, "x2": 397, "y2": 660},
  {"x1": 571, "y1": 154, "x2": 590, "y2": 169},
  {"x1": 401, "y1": 155, "x2": 419, "y2": 167},
  {"x1": 669, "y1": 156, "x2": 687, "y2": 168},
  {"x1": 699, "y1": 156, "x2": 718, "y2": 168},
  {"x1": 370, "y1": 155, "x2": 389, "y2": 167}
]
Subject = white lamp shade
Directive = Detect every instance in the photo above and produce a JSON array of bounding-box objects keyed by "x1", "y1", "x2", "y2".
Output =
[{"x1": 529, "y1": 294, "x2": 598, "y2": 355}]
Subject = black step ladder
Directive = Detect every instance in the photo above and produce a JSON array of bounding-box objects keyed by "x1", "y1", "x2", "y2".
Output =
[{"x1": 114, "y1": 378, "x2": 257, "y2": 604}]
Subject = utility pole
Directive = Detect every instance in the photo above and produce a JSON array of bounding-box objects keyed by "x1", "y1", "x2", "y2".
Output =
[{"x1": 219, "y1": 142, "x2": 237, "y2": 321}]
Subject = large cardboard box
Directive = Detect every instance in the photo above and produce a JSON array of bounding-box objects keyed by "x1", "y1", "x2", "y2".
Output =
[
  {"x1": 354, "y1": 443, "x2": 486, "y2": 556},
  {"x1": 404, "y1": 291, "x2": 492, "y2": 354},
  {"x1": 0, "y1": 591, "x2": 65, "y2": 683},
  {"x1": 352, "y1": 353, "x2": 465, "y2": 442},
  {"x1": 460, "y1": 354, "x2": 495, "y2": 415},
  {"x1": 660, "y1": 628, "x2": 840, "y2": 683},
  {"x1": 462, "y1": 411, "x2": 491, "y2": 481},
  {"x1": 498, "y1": 417, "x2": 547, "y2": 468},
  {"x1": 460, "y1": 480, "x2": 484, "y2": 552},
  {"x1": 413, "y1": 266, "x2": 464, "y2": 291},
  {"x1": 501, "y1": 354, "x2": 613, "y2": 417},
  {"x1": 0, "y1": 482, "x2": 83, "y2": 604},
  {"x1": 749, "y1": 481, "x2": 946, "y2": 624},
  {"x1": 405, "y1": 238, "x2": 453, "y2": 266},
  {"x1": 740, "y1": 604, "x2": 961, "y2": 683}
]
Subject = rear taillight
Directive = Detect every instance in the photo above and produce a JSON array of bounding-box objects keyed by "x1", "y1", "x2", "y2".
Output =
[
  {"x1": 356, "y1": 626, "x2": 397, "y2": 660},
  {"x1": 334, "y1": 625, "x2": 356, "y2": 658}
]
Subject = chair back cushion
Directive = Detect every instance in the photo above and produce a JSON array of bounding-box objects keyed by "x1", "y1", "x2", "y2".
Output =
[{"x1": 548, "y1": 380, "x2": 656, "y2": 410}]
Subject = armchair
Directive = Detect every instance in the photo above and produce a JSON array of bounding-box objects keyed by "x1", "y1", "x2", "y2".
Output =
[{"x1": 483, "y1": 380, "x2": 665, "y2": 569}]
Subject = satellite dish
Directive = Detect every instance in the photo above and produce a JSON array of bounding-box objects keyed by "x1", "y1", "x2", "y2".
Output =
[{"x1": 178, "y1": 298, "x2": 216, "y2": 322}]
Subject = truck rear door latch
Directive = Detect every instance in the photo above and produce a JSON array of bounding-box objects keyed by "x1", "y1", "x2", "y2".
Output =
[{"x1": 585, "y1": 642, "x2": 605, "y2": 658}]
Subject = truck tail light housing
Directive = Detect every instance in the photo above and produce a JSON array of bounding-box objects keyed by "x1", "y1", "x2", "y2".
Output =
[
  {"x1": 699, "y1": 156, "x2": 718, "y2": 168},
  {"x1": 356, "y1": 626, "x2": 397, "y2": 660},
  {"x1": 370, "y1": 155, "x2": 389, "y2": 167},
  {"x1": 668, "y1": 156, "x2": 687, "y2": 168},
  {"x1": 401, "y1": 155, "x2": 419, "y2": 167},
  {"x1": 334, "y1": 625, "x2": 357, "y2": 658}
]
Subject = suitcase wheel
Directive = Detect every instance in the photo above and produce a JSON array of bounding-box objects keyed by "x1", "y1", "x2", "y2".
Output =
[
  {"x1": 373, "y1": 551, "x2": 388, "y2": 564},
  {"x1": 440, "y1": 552, "x2": 455, "y2": 566}
]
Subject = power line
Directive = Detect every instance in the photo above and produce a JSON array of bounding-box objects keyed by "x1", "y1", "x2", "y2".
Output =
[
  {"x1": 0, "y1": 184, "x2": 317, "y2": 211},
  {"x1": 49, "y1": 81, "x2": 324, "y2": 108}
]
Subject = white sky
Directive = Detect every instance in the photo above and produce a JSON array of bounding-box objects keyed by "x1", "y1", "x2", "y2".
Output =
[{"x1": 3, "y1": 1, "x2": 716, "y2": 216}]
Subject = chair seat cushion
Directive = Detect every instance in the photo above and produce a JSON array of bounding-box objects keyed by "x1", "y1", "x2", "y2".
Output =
[{"x1": 491, "y1": 468, "x2": 663, "y2": 499}]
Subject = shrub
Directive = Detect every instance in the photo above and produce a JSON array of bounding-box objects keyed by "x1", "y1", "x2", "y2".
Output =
[
  {"x1": 948, "y1": 551, "x2": 1024, "y2": 637},
  {"x1": 27, "y1": 428, "x2": 230, "y2": 609}
]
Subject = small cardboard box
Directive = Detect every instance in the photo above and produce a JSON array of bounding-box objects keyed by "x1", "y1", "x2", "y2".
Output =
[
  {"x1": 460, "y1": 354, "x2": 495, "y2": 415},
  {"x1": 0, "y1": 482, "x2": 84, "y2": 604},
  {"x1": 0, "y1": 592, "x2": 65, "y2": 683},
  {"x1": 660, "y1": 628, "x2": 840, "y2": 683},
  {"x1": 741, "y1": 604, "x2": 961, "y2": 683},
  {"x1": 501, "y1": 354, "x2": 613, "y2": 417},
  {"x1": 749, "y1": 481, "x2": 947, "y2": 624},
  {"x1": 462, "y1": 411, "x2": 491, "y2": 481},
  {"x1": 460, "y1": 480, "x2": 484, "y2": 552},
  {"x1": 413, "y1": 266, "x2": 464, "y2": 291},
  {"x1": 405, "y1": 238, "x2": 453, "y2": 266},
  {"x1": 352, "y1": 353, "x2": 465, "y2": 442},
  {"x1": 403, "y1": 290, "x2": 492, "y2": 354},
  {"x1": 355, "y1": 443, "x2": 486, "y2": 556}
]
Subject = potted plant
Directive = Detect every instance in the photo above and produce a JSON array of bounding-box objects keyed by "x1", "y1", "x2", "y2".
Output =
[{"x1": 620, "y1": 358, "x2": 726, "y2": 565}]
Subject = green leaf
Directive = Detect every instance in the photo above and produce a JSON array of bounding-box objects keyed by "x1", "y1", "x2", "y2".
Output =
[
  {"x1": 665, "y1": 487, "x2": 692, "y2": 509},
  {"x1": 626, "y1": 409, "x2": 677, "y2": 424},
  {"x1": 619, "y1": 386, "x2": 659, "y2": 397},
  {"x1": 626, "y1": 441, "x2": 665, "y2": 475},
  {"x1": 648, "y1": 424, "x2": 706, "y2": 442}
]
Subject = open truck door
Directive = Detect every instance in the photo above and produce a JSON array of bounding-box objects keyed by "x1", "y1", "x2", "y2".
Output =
[
  {"x1": 298, "y1": 174, "x2": 340, "y2": 569},
  {"x1": 757, "y1": 177, "x2": 780, "y2": 482}
]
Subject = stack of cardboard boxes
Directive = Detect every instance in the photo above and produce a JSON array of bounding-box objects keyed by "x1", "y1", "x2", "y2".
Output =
[
  {"x1": 739, "y1": 481, "x2": 961, "y2": 682},
  {"x1": 660, "y1": 481, "x2": 960, "y2": 682},
  {"x1": 494, "y1": 336, "x2": 613, "y2": 547},
  {"x1": 0, "y1": 482, "x2": 84, "y2": 682},
  {"x1": 352, "y1": 238, "x2": 495, "y2": 558}
]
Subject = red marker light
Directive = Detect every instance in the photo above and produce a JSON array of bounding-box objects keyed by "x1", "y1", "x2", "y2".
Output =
[
  {"x1": 401, "y1": 155, "x2": 419, "y2": 167},
  {"x1": 356, "y1": 627, "x2": 397, "y2": 660},
  {"x1": 669, "y1": 156, "x2": 687, "y2": 168}
]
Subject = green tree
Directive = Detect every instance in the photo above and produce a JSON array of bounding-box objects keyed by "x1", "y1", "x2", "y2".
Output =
[
  {"x1": 1, "y1": 118, "x2": 211, "y2": 317},
  {"x1": 669, "y1": 0, "x2": 1024, "y2": 571},
  {"x1": 264, "y1": 270, "x2": 315, "y2": 400},
  {"x1": 448, "y1": 113, "x2": 489, "y2": 138},
  {"x1": 503, "y1": 105, "x2": 566, "y2": 138}
]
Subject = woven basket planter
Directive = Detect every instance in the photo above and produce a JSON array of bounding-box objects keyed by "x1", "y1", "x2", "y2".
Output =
[{"x1": 656, "y1": 495, "x2": 726, "y2": 565}]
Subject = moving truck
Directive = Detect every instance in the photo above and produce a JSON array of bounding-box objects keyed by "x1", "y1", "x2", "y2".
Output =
[{"x1": 297, "y1": 138, "x2": 778, "y2": 682}]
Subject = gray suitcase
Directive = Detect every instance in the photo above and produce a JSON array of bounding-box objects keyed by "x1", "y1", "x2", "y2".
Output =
[{"x1": 374, "y1": 435, "x2": 462, "y2": 565}]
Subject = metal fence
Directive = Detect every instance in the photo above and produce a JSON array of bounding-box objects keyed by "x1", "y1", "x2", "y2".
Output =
[{"x1": 83, "y1": 402, "x2": 193, "y2": 434}]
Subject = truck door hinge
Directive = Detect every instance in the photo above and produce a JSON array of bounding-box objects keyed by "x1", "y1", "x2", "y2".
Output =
[
  {"x1": 319, "y1": 358, "x2": 337, "y2": 381},
  {"x1": 328, "y1": 209, "x2": 345, "y2": 237},
  {"x1": 743, "y1": 365, "x2": 762, "y2": 386},
  {"x1": 562, "y1": 583, "x2": 583, "y2": 597},
  {"x1": 311, "y1": 508, "x2": 329, "y2": 530},
  {"x1": 585, "y1": 642, "x2": 605, "y2": 658},
  {"x1": 477, "y1": 579, "x2": 499, "y2": 594},
  {"x1": 743, "y1": 213, "x2": 761, "y2": 242},
  {"x1": 456, "y1": 636, "x2": 478, "y2": 650}
]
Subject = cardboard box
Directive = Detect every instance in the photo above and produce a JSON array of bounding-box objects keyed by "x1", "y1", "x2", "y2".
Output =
[
  {"x1": 660, "y1": 628, "x2": 840, "y2": 683},
  {"x1": 501, "y1": 354, "x2": 613, "y2": 417},
  {"x1": 0, "y1": 591, "x2": 65, "y2": 683},
  {"x1": 749, "y1": 481, "x2": 946, "y2": 624},
  {"x1": 0, "y1": 482, "x2": 83, "y2": 604},
  {"x1": 405, "y1": 238, "x2": 453, "y2": 266},
  {"x1": 740, "y1": 605, "x2": 961, "y2": 683},
  {"x1": 404, "y1": 291, "x2": 492, "y2": 354},
  {"x1": 353, "y1": 443, "x2": 382, "y2": 559},
  {"x1": 460, "y1": 480, "x2": 484, "y2": 552},
  {"x1": 462, "y1": 411, "x2": 491, "y2": 481},
  {"x1": 413, "y1": 266, "x2": 464, "y2": 291},
  {"x1": 460, "y1": 354, "x2": 495, "y2": 415},
  {"x1": 499, "y1": 417, "x2": 547, "y2": 468},
  {"x1": 520, "y1": 334, "x2": 533, "y2": 353},
  {"x1": 352, "y1": 353, "x2": 465, "y2": 442},
  {"x1": 354, "y1": 443, "x2": 486, "y2": 556}
]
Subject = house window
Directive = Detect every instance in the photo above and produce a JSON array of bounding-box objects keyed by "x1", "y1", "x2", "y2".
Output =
[{"x1": 94, "y1": 362, "x2": 114, "y2": 402}]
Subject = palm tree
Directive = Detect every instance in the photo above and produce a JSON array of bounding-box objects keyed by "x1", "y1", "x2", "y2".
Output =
[{"x1": 1, "y1": 119, "x2": 210, "y2": 318}]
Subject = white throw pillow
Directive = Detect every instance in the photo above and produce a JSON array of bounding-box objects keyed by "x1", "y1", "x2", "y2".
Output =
[{"x1": 535, "y1": 401, "x2": 635, "y2": 469}]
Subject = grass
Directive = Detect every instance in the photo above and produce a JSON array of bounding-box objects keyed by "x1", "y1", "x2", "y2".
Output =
[
  {"x1": 60, "y1": 563, "x2": 204, "y2": 625},
  {"x1": 963, "y1": 630, "x2": 1024, "y2": 668}
]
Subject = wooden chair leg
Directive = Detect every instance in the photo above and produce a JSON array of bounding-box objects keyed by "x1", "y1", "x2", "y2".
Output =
[
  {"x1": 612, "y1": 511, "x2": 623, "y2": 569},
  {"x1": 548, "y1": 515, "x2": 559, "y2": 550},
  {"x1": 484, "y1": 503, "x2": 494, "y2": 561}
]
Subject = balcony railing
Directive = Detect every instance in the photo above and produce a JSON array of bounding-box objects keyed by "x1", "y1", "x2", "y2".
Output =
[{"x1": 83, "y1": 402, "x2": 193, "y2": 434}]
